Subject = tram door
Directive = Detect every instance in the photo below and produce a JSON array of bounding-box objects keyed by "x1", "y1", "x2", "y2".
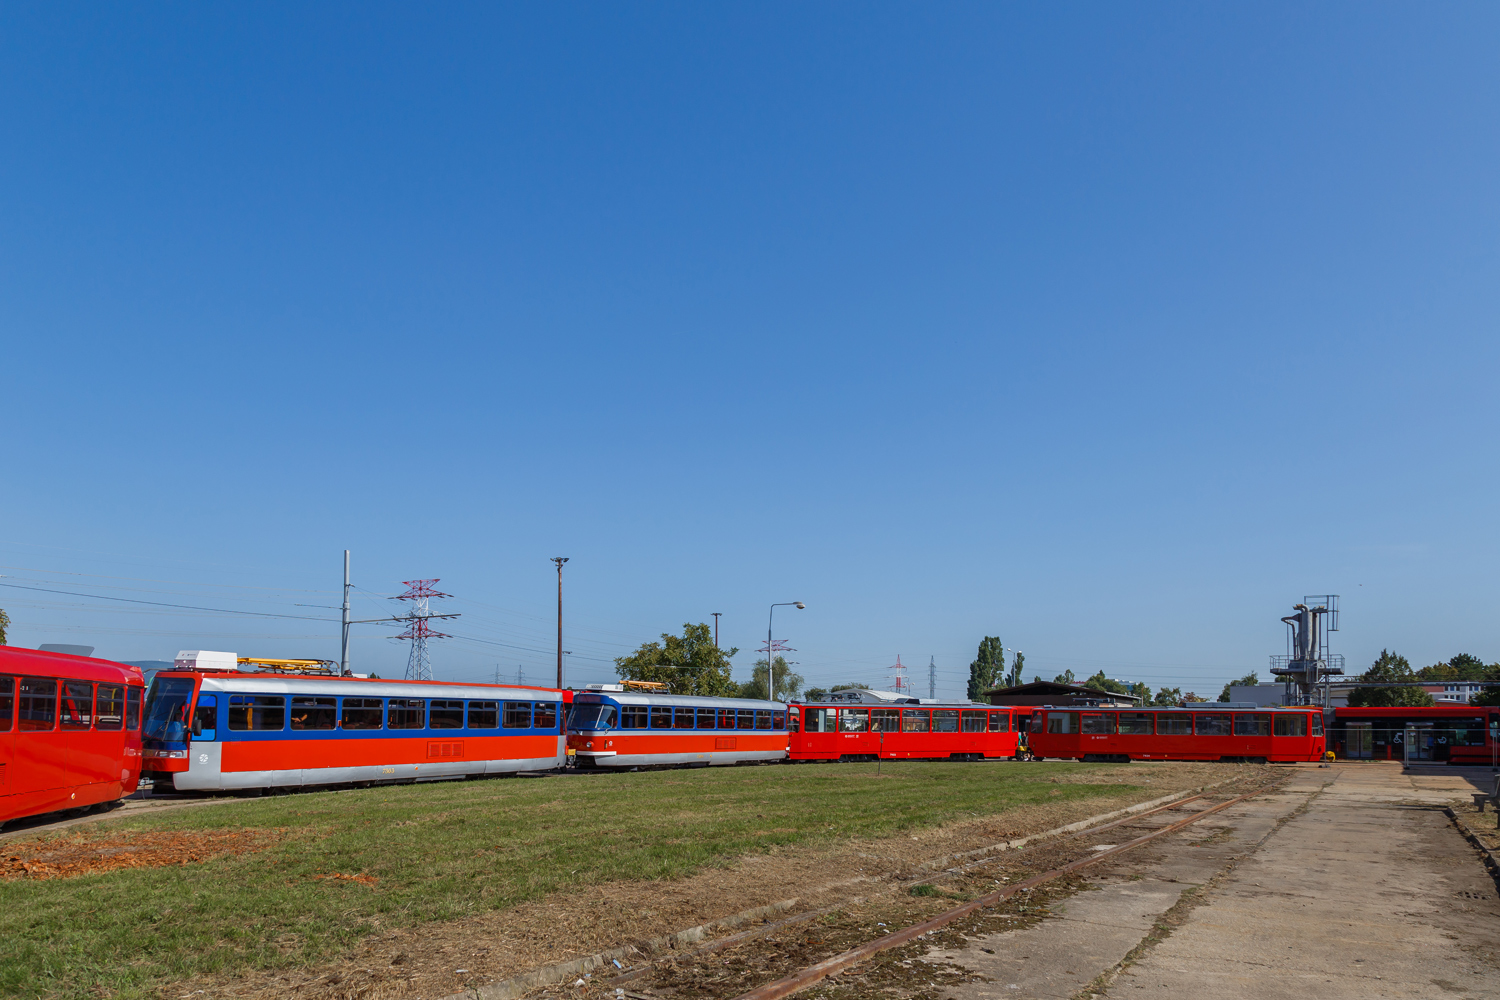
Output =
[
  {"x1": 1403, "y1": 724, "x2": 1434, "y2": 762},
  {"x1": 1346, "y1": 723, "x2": 1373, "y2": 759}
]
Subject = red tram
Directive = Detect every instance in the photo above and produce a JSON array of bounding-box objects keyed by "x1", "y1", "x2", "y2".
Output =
[
  {"x1": 790, "y1": 701, "x2": 1028, "y2": 761},
  {"x1": 1027, "y1": 706, "x2": 1325, "y2": 763},
  {"x1": 0, "y1": 647, "x2": 146, "y2": 825},
  {"x1": 1332, "y1": 706, "x2": 1500, "y2": 764}
]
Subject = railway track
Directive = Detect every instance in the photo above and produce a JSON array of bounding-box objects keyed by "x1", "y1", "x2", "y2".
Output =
[{"x1": 562, "y1": 782, "x2": 1277, "y2": 1000}]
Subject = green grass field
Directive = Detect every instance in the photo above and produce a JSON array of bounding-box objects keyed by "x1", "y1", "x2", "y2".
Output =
[{"x1": 2, "y1": 761, "x2": 1138, "y2": 999}]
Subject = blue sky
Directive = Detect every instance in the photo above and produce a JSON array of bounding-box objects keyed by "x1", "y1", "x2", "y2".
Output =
[{"x1": 2, "y1": 3, "x2": 1496, "y2": 697}]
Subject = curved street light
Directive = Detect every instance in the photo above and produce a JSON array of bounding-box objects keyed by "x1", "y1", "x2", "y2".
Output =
[{"x1": 768, "y1": 601, "x2": 805, "y2": 704}]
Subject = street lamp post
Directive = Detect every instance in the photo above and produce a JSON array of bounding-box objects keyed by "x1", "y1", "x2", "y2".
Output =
[
  {"x1": 552, "y1": 558, "x2": 569, "y2": 688},
  {"x1": 767, "y1": 601, "x2": 805, "y2": 702}
]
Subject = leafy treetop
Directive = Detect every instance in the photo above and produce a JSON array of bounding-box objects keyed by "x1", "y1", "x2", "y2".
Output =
[
  {"x1": 1347, "y1": 649, "x2": 1434, "y2": 707},
  {"x1": 614, "y1": 623, "x2": 739, "y2": 696}
]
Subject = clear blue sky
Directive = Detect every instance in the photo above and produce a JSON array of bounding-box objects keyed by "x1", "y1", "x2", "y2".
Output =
[{"x1": 2, "y1": 3, "x2": 1496, "y2": 697}]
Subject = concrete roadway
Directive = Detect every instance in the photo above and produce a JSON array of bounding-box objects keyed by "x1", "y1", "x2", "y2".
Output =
[{"x1": 922, "y1": 763, "x2": 1500, "y2": 1000}]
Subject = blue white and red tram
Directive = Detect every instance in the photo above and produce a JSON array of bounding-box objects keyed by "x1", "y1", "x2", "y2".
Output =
[
  {"x1": 566, "y1": 687, "x2": 789, "y2": 768},
  {"x1": 1026, "y1": 705, "x2": 1325, "y2": 763},
  {"x1": 0, "y1": 646, "x2": 146, "y2": 825},
  {"x1": 142, "y1": 652, "x2": 568, "y2": 792}
]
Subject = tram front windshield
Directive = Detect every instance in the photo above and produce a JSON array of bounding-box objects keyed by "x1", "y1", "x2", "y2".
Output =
[
  {"x1": 143, "y1": 677, "x2": 196, "y2": 742},
  {"x1": 569, "y1": 704, "x2": 617, "y2": 731}
]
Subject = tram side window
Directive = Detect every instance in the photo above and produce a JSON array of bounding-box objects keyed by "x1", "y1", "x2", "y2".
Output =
[
  {"x1": 987, "y1": 711, "x2": 1010, "y2": 733},
  {"x1": 190, "y1": 694, "x2": 216, "y2": 739},
  {"x1": 753, "y1": 710, "x2": 772, "y2": 730},
  {"x1": 902, "y1": 710, "x2": 931, "y2": 733},
  {"x1": 1233, "y1": 714, "x2": 1271, "y2": 737},
  {"x1": 650, "y1": 707, "x2": 674, "y2": 730},
  {"x1": 932, "y1": 709, "x2": 959, "y2": 733},
  {"x1": 96, "y1": 684, "x2": 125, "y2": 731},
  {"x1": 961, "y1": 710, "x2": 987, "y2": 733},
  {"x1": 774, "y1": 712, "x2": 787, "y2": 730},
  {"x1": 621, "y1": 705, "x2": 648, "y2": 728},
  {"x1": 871, "y1": 709, "x2": 900, "y2": 733},
  {"x1": 503, "y1": 701, "x2": 533, "y2": 729},
  {"x1": 18, "y1": 678, "x2": 57, "y2": 731},
  {"x1": 533, "y1": 702, "x2": 559, "y2": 730},
  {"x1": 840, "y1": 709, "x2": 869, "y2": 733},
  {"x1": 1046, "y1": 712, "x2": 1077, "y2": 734},
  {"x1": 467, "y1": 700, "x2": 499, "y2": 729},
  {"x1": 387, "y1": 698, "x2": 425, "y2": 730},
  {"x1": 126, "y1": 686, "x2": 143, "y2": 731},
  {"x1": 228, "y1": 695, "x2": 286, "y2": 731},
  {"x1": 1156, "y1": 714, "x2": 1191, "y2": 735},
  {"x1": 0, "y1": 677, "x2": 11, "y2": 732},
  {"x1": 1081, "y1": 713, "x2": 1115, "y2": 734},
  {"x1": 60, "y1": 680, "x2": 94, "y2": 730},
  {"x1": 429, "y1": 700, "x2": 464, "y2": 730},
  {"x1": 290, "y1": 696, "x2": 337, "y2": 731},
  {"x1": 1195, "y1": 714, "x2": 1232, "y2": 736},
  {"x1": 696, "y1": 708, "x2": 717, "y2": 729},
  {"x1": 737, "y1": 709, "x2": 756, "y2": 729},
  {"x1": 805, "y1": 708, "x2": 835, "y2": 732},
  {"x1": 342, "y1": 698, "x2": 385, "y2": 730},
  {"x1": 674, "y1": 708, "x2": 696, "y2": 729},
  {"x1": 1273, "y1": 713, "x2": 1307, "y2": 737},
  {"x1": 1118, "y1": 713, "x2": 1152, "y2": 735},
  {"x1": 1311, "y1": 713, "x2": 1323, "y2": 736},
  {"x1": 717, "y1": 708, "x2": 737, "y2": 729}
]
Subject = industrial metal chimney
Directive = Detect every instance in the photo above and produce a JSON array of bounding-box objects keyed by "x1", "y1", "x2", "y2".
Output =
[{"x1": 1269, "y1": 595, "x2": 1344, "y2": 706}]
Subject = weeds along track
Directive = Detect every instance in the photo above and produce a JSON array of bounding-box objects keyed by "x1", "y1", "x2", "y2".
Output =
[{"x1": 520, "y1": 778, "x2": 1282, "y2": 1000}]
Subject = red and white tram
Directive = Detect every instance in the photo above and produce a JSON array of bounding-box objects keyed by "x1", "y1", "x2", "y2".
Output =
[
  {"x1": 143, "y1": 657, "x2": 568, "y2": 792},
  {"x1": 1026, "y1": 705, "x2": 1325, "y2": 763},
  {"x1": 0, "y1": 647, "x2": 146, "y2": 825},
  {"x1": 566, "y1": 688, "x2": 789, "y2": 767},
  {"x1": 790, "y1": 701, "x2": 1028, "y2": 761}
]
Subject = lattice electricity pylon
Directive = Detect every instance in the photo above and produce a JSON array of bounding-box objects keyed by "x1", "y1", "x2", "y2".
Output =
[
  {"x1": 392, "y1": 579, "x2": 457, "y2": 681},
  {"x1": 889, "y1": 654, "x2": 910, "y2": 695}
]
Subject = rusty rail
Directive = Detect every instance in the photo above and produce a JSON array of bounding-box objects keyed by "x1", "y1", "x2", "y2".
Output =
[{"x1": 729, "y1": 787, "x2": 1266, "y2": 1000}]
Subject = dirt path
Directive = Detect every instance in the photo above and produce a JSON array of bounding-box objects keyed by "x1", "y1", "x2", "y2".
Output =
[{"x1": 158, "y1": 763, "x2": 1244, "y2": 1000}]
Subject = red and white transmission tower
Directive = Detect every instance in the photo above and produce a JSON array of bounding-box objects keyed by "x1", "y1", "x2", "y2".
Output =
[
  {"x1": 889, "y1": 654, "x2": 911, "y2": 697},
  {"x1": 392, "y1": 579, "x2": 457, "y2": 681}
]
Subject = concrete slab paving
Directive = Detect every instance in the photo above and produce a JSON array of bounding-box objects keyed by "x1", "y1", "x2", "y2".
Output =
[{"x1": 920, "y1": 764, "x2": 1500, "y2": 1000}]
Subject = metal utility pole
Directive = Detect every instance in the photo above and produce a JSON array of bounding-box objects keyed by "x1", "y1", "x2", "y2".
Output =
[
  {"x1": 340, "y1": 550, "x2": 351, "y2": 675},
  {"x1": 929, "y1": 656, "x2": 936, "y2": 701},
  {"x1": 712, "y1": 612, "x2": 722, "y2": 648},
  {"x1": 767, "y1": 601, "x2": 805, "y2": 703},
  {"x1": 552, "y1": 557, "x2": 569, "y2": 688}
]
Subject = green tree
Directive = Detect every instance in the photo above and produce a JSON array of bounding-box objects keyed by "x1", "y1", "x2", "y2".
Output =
[
  {"x1": 1471, "y1": 687, "x2": 1500, "y2": 706},
  {"x1": 1153, "y1": 686, "x2": 1182, "y2": 706},
  {"x1": 738, "y1": 657, "x2": 804, "y2": 701},
  {"x1": 1053, "y1": 669, "x2": 1076, "y2": 685},
  {"x1": 1418, "y1": 653, "x2": 1494, "y2": 682},
  {"x1": 1129, "y1": 681, "x2": 1151, "y2": 704},
  {"x1": 614, "y1": 623, "x2": 738, "y2": 696},
  {"x1": 1182, "y1": 691, "x2": 1207, "y2": 703},
  {"x1": 1347, "y1": 649, "x2": 1434, "y2": 707},
  {"x1": 967, "y1": 637, "x2": 1006, "y2": 700},
  {"x1": 1217, "y1": 671, "x2": 1259, "y2": 702},
  {"x1": 0, "y1": 606, "x2": 8, "y2": 645}
]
